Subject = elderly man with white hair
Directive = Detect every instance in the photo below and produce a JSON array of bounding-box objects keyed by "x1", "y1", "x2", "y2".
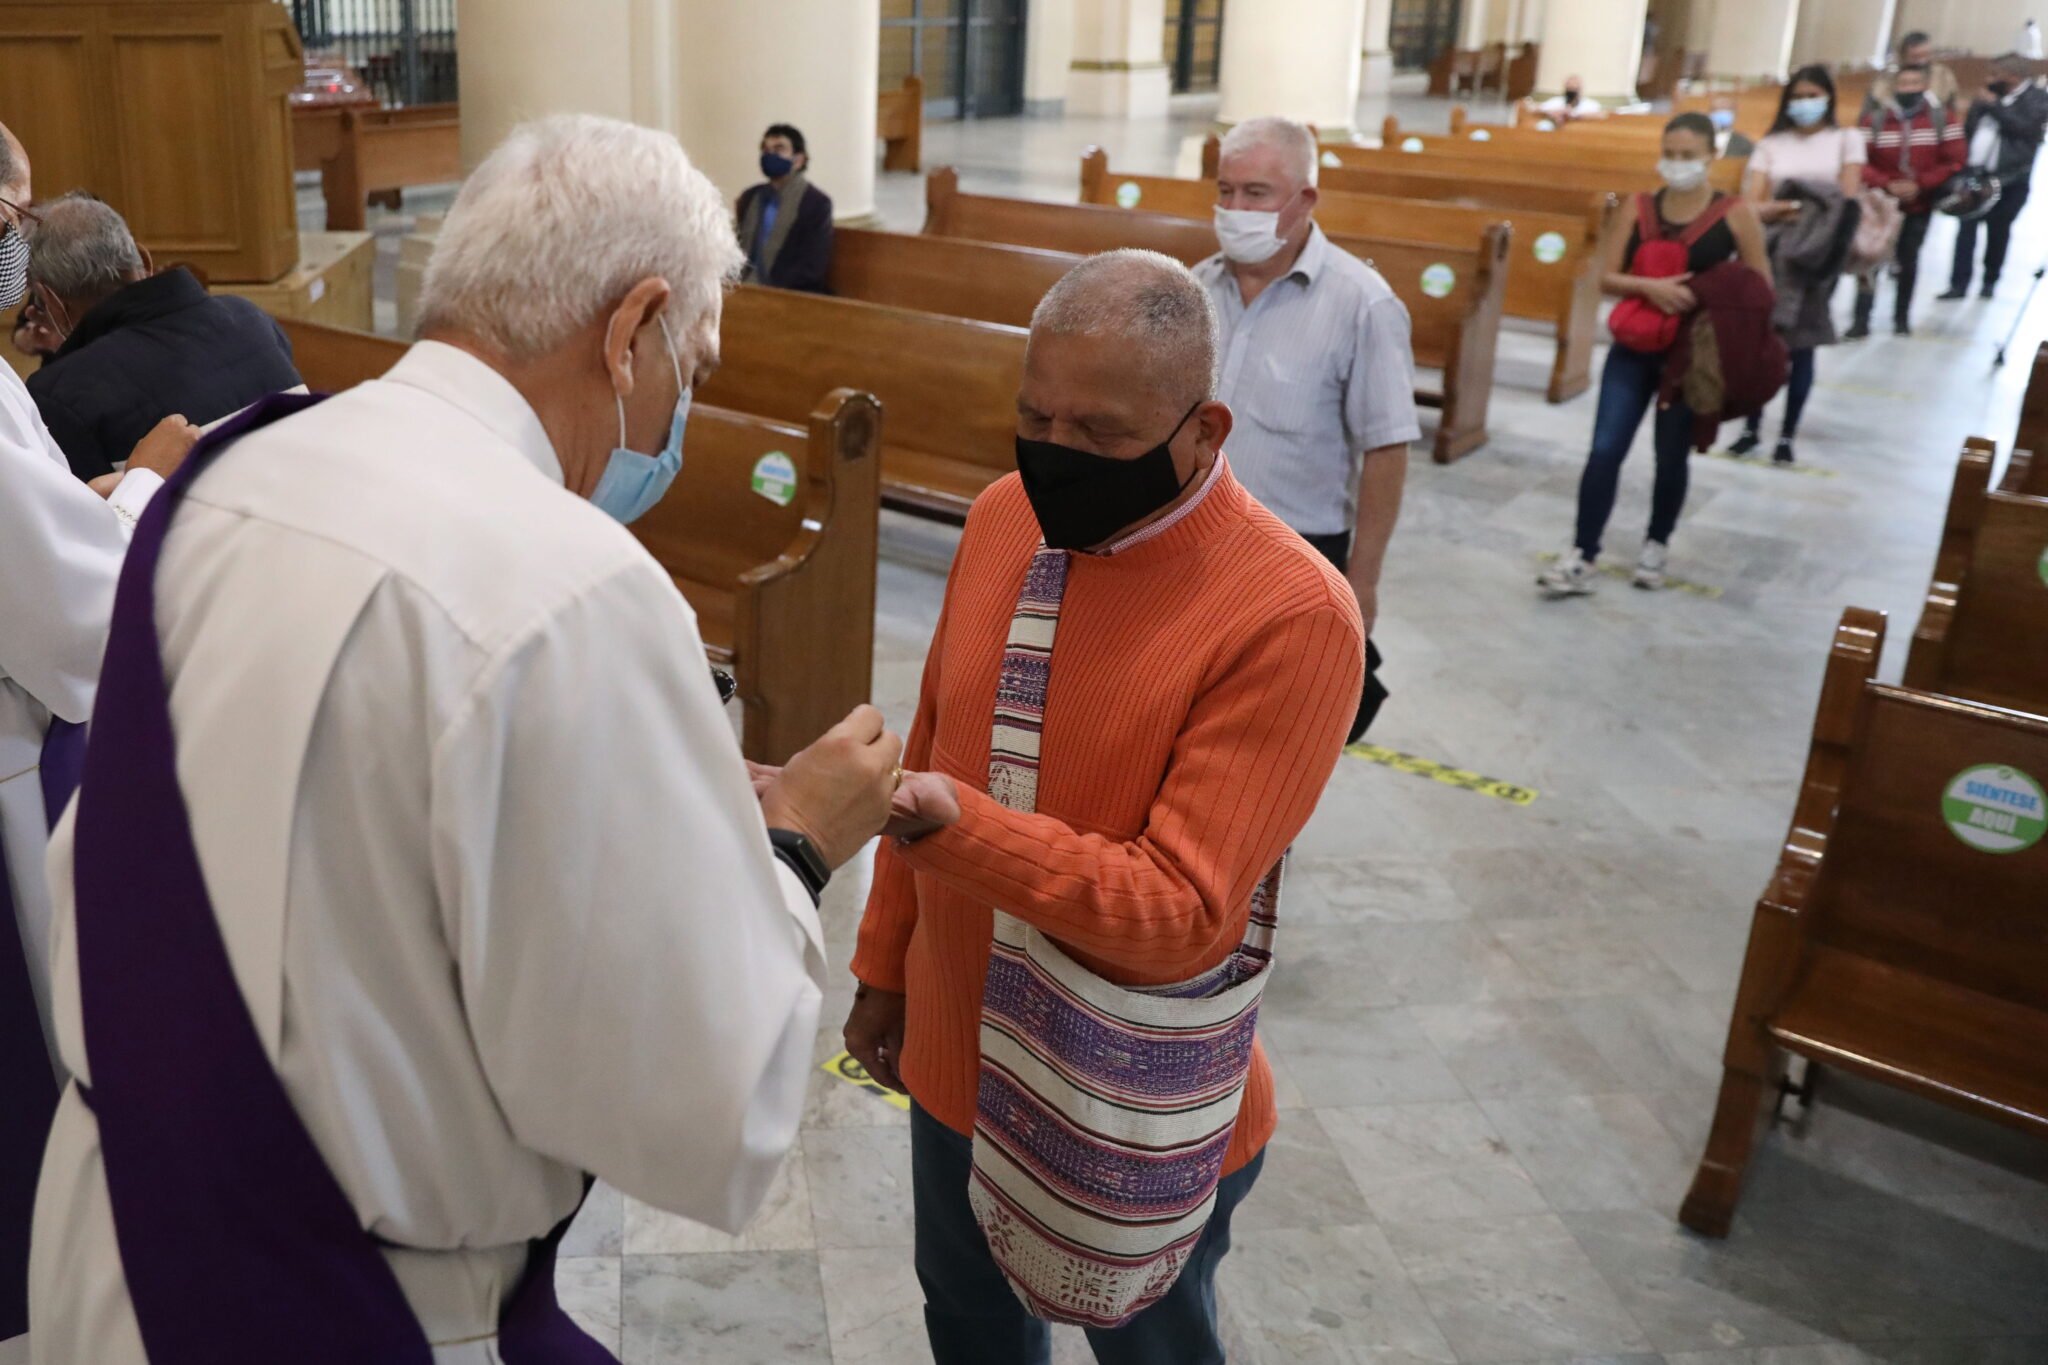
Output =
[
  {"x1": 845, "y1": 249, "x2": 1362, "y2": 1364},
  {"x1": 29, "y1": 114, "x2": 901, "y2": 1363},
  {"x1": 1200, "y1": 115, "x2": 1418, "y2": 743}
]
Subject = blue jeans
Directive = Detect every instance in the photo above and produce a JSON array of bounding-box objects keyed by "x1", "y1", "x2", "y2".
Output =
[
  {"x1": 1574, "y1": 343, "x2": 1694, "y2": 560},
  {"x1": 911, "y1": 1102, "x2": 1265, "y2": 1365},
  {"x1": 1744, "y1": 346, "x2": 1815, "y2": 441}
]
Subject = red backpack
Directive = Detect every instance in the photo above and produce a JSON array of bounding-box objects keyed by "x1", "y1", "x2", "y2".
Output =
[{"x1": 1608, "y1": 191, "x2": 1735, "y2": 353}]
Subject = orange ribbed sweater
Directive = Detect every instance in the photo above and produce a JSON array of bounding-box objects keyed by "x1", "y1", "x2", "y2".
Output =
[{"x1": 851, "y1": 461, "x2": 1364, "y2": 1174}]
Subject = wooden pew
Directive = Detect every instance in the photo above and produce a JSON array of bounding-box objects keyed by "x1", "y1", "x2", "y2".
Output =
[
  {"x1": 1487, "y1": 105, "x2": 1666, "y2": 142},
  {"x1": 696, "y1": 283, "x2": 1026, "y2": 522},
  {"x1": 1904, "y1": 439, "x2": 2048, "y2": 715},
  {"x1": 1378, "y1": 118, "x2": 1747, "y2": 193},
  {"x1": 1322, "y1": 139, "x2": 1721, "y2": 201},
  {"x1": 1504, "y1": 42, "x2": 1539, "y2": 102},
  {"x1": 272, "y1": 317, "x2": 879, "y2": 765},
  {"x1": 878, "y1": 74, "x2": 925, "y2": 173},
  {"x1": 1089, "y1": 151, "x2": 1610, "y2": 404},
  {"x1": 2008, "y1": 343, "x2": 2048, "y2": 497},
  {"x1": 293, "y1": 102, "x2": 462, "y2": 232},
  {"x1": 1679, "y1": 605, "x2": 2048, "y2": 1238},
  {"x1": 871, "y1": 194, "x2": 1505, "y2": 463}
]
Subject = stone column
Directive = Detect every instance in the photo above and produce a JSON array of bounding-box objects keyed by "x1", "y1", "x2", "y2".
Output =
[
  {"x1": 1360, "y1": 0, "x2": 1396, "y2": 95},
  {"x1": 1460, "y1": 0, "x2": 1495, "y2": 48},
  {"x1": 1218, "y1": 0, "x2": 1369, "y2": 134},
  {"x1": 1704, "y1": 0, "x2": 1800, "y2": 81},
  {"x1": 1027, "y1": 0, "x2": 1078, "y2": 116},
  {"x1": 670, "y1": 0, "x2": 880, "y2": 221},
  {"x1": 1517, "y1": 0, "x2": 1548, "y2": 44},
  {"x1": 1068, "y1": 0, "x2": 1171, "y2": 118},
  {"x1": 1534, "y1": 0, "x2": 1650, "y2": 102},
  {"x1": 457, "y1": 0, "x2": 676, "y2": 171},
  {"x1": 1791, "y1": 0, "x2": 1897, "y2": 69}
]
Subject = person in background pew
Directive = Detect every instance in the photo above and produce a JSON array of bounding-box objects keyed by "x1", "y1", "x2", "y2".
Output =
[
  {"x1": 1939, "y1": 53, "x2": 2048, "y2": 301},
  {"x1": 737, "y1": 122, "x2": 834, "y2": 293},
  {"x1": 1539, "y1": 112, "x2": 1770, "y2": 598},
  {"x1": 28, "y1": 113, "x2": 903, "y2": 1363},
  {"x1": 1852, "y1": 63, "x2": 1966, "y2": 338},
  {"x1": 846, "y1": 249, "x2": 1362, "y2": 1365},
  {"x1": 1531, "y1": 75, "x2": 1606, "y2": 123},
  {"x1": 1870, "y1": 31, "x2": 1960, "y2": 113},
  {"x1": 24, "y1": 193, "x2": 301, "y2": 484},
  {"x1": 1733, "y1": 66, "x2": 1865, "y2": 465},
  {"x1": 1197, "y1": 115, "x2": 1415, "y2": 741}
]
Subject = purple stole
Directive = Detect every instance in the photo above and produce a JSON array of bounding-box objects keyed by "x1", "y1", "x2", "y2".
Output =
[
  {"x1": 69, "y1": 392, "x2": 613, "y2": 1363},
  {"x1": 0, "y1": 719, "x2": 83, "y2": 1338}
]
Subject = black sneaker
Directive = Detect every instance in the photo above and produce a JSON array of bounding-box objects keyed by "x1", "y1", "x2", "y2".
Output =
[
  {"x1": 1936, "y1": 287, "x2": 1969, "y2": 300},
  {"x1": 1844, "y1": 320, "x2": 1871, "y2": 340},
  {"x1": 1729, "y1": 431, "x2": 1762, "y2": 457},
  {"x1": 1772, "y1": 439, "x2": 1795, "y2": 465},
  {"x1": 1982, "y1": 281, "x2": 1998, "y2": 298},
  {"x1": 1894, "y1": 320, "x2": 1913, "y2": 337}
]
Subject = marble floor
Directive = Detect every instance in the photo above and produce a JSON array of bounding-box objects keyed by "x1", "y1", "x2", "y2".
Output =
[{"x1": 334, "y1": 80, "x2": 2048, "y2": 1365}]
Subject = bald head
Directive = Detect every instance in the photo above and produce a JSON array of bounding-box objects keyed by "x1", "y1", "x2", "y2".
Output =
[{"x1": 1029, "y1": 250, "x2": 1218, "y2": 412}]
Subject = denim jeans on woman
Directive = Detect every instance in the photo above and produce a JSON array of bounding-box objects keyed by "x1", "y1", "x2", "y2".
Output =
[{"x1": 1574, "y1": 342, "x2": 1695, "y2": 560}]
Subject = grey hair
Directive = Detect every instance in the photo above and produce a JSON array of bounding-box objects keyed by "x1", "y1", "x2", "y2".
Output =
[
  {"x1": 0, "y1": 125, "x2": 18, "y2": 198},
  {"x1": 419, "y1": 114, "x2": 743, "y2": 360},
  {"x1": 27, "y1": 193, "x2": 145, "y2": 303},
  {"x1": 1219, "y1": 116, "x2": 1318, "y2": 189},
  {"x1": 1030, "y1": 249, "x2": 1219, "y2": 408}
]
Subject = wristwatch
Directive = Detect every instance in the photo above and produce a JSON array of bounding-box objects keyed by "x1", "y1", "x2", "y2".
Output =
[{"x1": 767, "y1": 828, "x2": 830, "y2": 904}]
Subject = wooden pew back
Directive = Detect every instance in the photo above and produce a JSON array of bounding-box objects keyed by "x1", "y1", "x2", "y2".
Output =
[
  {"x1": 829, "y1": 227, "x2": 1070, "y2": 328},
  {"x1": 697, "y1": 283, "x2": 1026, "y2": 521},
  {"x1": 1907, "y1": 440, "x2": 2048, "y2": 715},
  {"x1": 925, "y1": 168, "x2": 1215, "y2": 263},
  {"x1": 1371, "y1": 123, "x2": 1746, "y2": 193},
  {"x1": 877, "y1": 74, "x2": 924, "y2": 172},
  {"x1": 2011, "y1": 343, "x2": 2048, "y2": 497}
]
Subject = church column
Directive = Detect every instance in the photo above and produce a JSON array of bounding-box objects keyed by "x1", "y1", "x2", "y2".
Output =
[
  {"x1": 457, "y1": 0, "x2": 677, "y2": 171},
  {"x1": 1517, "y1": 0, "x2": 1549, "y2": 44},
  {"x1": 1460, "y1": 0, "x2": 1495, "y2": 49},
  {"x1": 1068, "y1": 0, "x2": 1171, "y2": 119},
  {"x1": 1217, "y1": 0, "x2": 1370, "y2": 135},
  {"x1": 1534, "y1": 0, "x2": 1649, "y2": 102},
  {"x1": 1026, "y1": 0, "x2": 1078, "y2": 116},
  {"x1": 1792, "y1": 0, "x2": 1896, "y2": 69},
  {"x1": 1704, "y1": 0, "x2": 1801, "y2": 81},
  {"x1": 1360, "y1": 0, "x2": 1395, "y2": 96}
]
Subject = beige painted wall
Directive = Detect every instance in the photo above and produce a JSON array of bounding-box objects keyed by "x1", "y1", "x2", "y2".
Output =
[
  {"x1": 457, "y1": 0, "x2": 670, "y2": 170},
  {"x1": 1220, "y1": 0, "x2": 1369, "y2": 130},
  {"x1": 1027, "y1": 0, "x2": 1078, "y2": 107},
  {"x1": 1791, "y1": 0, "x2": 1897, "y2": 68},
  {"x1": 1705, "y1": 0, "x2": 1799, "y2": 79},
  {"x1": 1536, "y1": 0, "x2": 1651, "y2": 98},
  {"x1": 1069, "y1": 0, "x2": 1171, "y2": 116}
]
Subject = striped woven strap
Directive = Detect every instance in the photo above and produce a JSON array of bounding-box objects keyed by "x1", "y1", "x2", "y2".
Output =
[{"x1": 988, "y1": 547, "x2": 1068, "y2": 815}]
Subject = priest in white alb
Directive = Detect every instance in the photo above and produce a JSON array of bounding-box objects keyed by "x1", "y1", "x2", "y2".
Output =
[{"x1": 29, "y1": 115, "x2": 901, "y2": 1364}]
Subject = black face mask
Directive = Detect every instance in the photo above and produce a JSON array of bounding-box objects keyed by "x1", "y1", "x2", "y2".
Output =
[
  {"x1": 1564, "y1": 88, "x2": 1581, "y2": 105},
  {"x1": 1896, "y1": 91, "x2": 1927, "y2": 113},
  {"x1": 1015, "y1": 403, "x2": 1200, "y2": 551},
  {"x1": 1990, "y1": 79, "x2": 2016, "y2": 97}
]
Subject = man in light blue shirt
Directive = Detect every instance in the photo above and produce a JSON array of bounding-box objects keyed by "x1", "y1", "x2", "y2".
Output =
[{"x1": 1194, "y1": 116, "x2": 1418, "y2": 734}]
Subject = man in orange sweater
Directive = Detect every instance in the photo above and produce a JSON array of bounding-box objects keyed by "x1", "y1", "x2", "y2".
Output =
[{"x1": 846, "y1": 250, "x2": 1363, "y2": 1364}]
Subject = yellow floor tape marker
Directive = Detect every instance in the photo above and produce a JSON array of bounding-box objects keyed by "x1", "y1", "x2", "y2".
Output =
[
  {"x1": 1535, "y1": 552, "x2": 1723, "y2": 599},
  {"x1": 822, "y1": 1050, "x2": 912, "y2": 1111},
  {"x1": 1699, "y1": 448, "x2": 1839, "y2": 479},
  {"x1": 1345, "y1": 743, "x2": 1539, "y2": 806}
]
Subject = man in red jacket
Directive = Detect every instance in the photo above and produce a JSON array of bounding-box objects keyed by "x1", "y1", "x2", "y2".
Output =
[{"x1": 1852, "y1": 63, "x2": 1966, "y2": 337}]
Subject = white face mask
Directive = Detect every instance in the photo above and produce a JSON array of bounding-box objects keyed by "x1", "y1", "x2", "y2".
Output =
[
  {"x1": 1658, "y1": 157, "x2": 1709, "y2": 192},
  {"x1": 1213, "y1": 202, "x2": 1289, "y2": 264}
]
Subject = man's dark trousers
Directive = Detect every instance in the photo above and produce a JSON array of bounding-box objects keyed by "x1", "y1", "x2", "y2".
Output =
[
  {"x1": 910, "y1": 1103, "x2": 1264, "y2": 1365},
  {"x1": 1951, "y1": 180, "x2": 2032, "y2": 292}
]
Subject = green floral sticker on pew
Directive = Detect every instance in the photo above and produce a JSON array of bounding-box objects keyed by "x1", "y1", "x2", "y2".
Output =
[
  {"x1": 1116, "y1": 181, "x2": 1142, "y2": 209},
  {"x1": 1321, "y1": 151, "x2": 1343, "y2": 168},
  {"x1": 1942, "y1": 764, "x2": 2046, "y2": 854},
  {"x1": 1420, "y1": 264, "x2": 1456, "y2": 298},
  {"x1": 1534, "y1": 231, "x2": 1568, "y2": 265},
  {"x1": 1401, "y1": 136, "x2": 1424, "y2": 153},
  {"x1": 2038, "y1": 543, "x2": 2048, "y2": 589},
  {"x1": 751, "y1": 451, "x2": 798, "y2": 507}
]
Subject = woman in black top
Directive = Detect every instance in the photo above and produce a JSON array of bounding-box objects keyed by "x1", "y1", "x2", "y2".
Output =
[{"x1": 1539, "y1": 113, "x2": 1769, "y2": 596}]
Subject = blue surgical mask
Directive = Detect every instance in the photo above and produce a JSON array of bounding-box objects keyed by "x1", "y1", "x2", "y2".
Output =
[
  {"x1": 1787, "y1": 96, "x2": 1829, "y2": 128},
  {"x1": 591, "y1": 316, "x2": 689, "y2": 525},
  {"x1": 1709, "y1": 108, "x2": 1736, "y2": 132},
  {"x1": 760, "y1": 151, "x2": 795, "y2": 180}
]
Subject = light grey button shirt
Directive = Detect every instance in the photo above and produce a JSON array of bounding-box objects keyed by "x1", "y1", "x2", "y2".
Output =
[{"x1": 1194, "y1": 225, "x2": 1422, "y2": 537}]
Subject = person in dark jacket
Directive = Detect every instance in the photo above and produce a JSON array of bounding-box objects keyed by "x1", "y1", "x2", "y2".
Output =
[
  {"x1": 25, "y1": 193, "x2": 300, "y2": 482},
  {"x1": 1940, "y1": 54, "x2": 2048, "y2": 300},
  {"x1": 1852, "y1": 64, "x2": 1967, "y2": 337},
  {"x1": 735, "y1": 123, "x2": 834, "y2": 293}
]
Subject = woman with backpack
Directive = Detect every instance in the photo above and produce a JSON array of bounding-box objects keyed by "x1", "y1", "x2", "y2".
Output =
[
  {"x1": 1539, "y1": 112, "x2": 1770, "y2": 597},
  {"x1": 1731, "y1": 66, "x2": 1867, "y2": 465}
]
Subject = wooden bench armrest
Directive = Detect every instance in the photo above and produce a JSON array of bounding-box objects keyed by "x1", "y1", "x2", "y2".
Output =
[{"x1": 1906, "y1": 440, "x2": 1994, "y2": 691}]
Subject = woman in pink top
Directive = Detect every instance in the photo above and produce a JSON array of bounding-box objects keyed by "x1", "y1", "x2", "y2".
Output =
[{"x1": 1733, "y1": 66, "x2": 1866, "y2": 464}]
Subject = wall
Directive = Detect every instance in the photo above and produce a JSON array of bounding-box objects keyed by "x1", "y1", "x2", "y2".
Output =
[
  {"x1": 1027, "y1": 0, "x2": 1078, "y2": 112},
  {"x1": 1704, "y1": 0, "x2": 1798, "y2": 79},
  {"x1": 458, "y1": 0, "x2": 669, "y2": 170},
  {"x1": 1791, "y1": 0, "x2": 1898, "y2": 68}
]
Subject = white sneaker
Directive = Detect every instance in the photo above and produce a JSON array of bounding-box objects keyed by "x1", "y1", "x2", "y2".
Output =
[
  {"x1": 1633, "y1": 540, "x2": 1669, "y2": 590},
  {"x1": 1538, "y1": 547, "x2": 1597, "y2": 596}
]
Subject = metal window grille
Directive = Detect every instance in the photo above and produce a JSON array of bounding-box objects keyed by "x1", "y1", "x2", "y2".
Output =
[{"x1": 285, "y1": 0, "x2": 458, "y2": 106}]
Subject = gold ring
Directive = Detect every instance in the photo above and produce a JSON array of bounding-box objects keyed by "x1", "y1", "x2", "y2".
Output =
[{"x1": 892, "y1": 765, "x2": 905, "y2": 790}]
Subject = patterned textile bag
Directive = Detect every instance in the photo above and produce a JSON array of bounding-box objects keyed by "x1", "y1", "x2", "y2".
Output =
[{"x1": 967, "y1": 547, "x2": 1282, "y2": 1329}]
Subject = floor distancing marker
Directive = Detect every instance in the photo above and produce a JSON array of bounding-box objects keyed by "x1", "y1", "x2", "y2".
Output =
[
  {"x1": 1344, "y1": 743, "x2": 1539, "y2": 806},
  {"x1": 1699, "y1": 448, "x2": 1840, "y2": 479},
  {"x1": 822, "y1": 1050, "x2": 911, "y2": 1111},
  {"x1": 1535, "y1": 552, "x2": 1723, "y2": 599}
]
